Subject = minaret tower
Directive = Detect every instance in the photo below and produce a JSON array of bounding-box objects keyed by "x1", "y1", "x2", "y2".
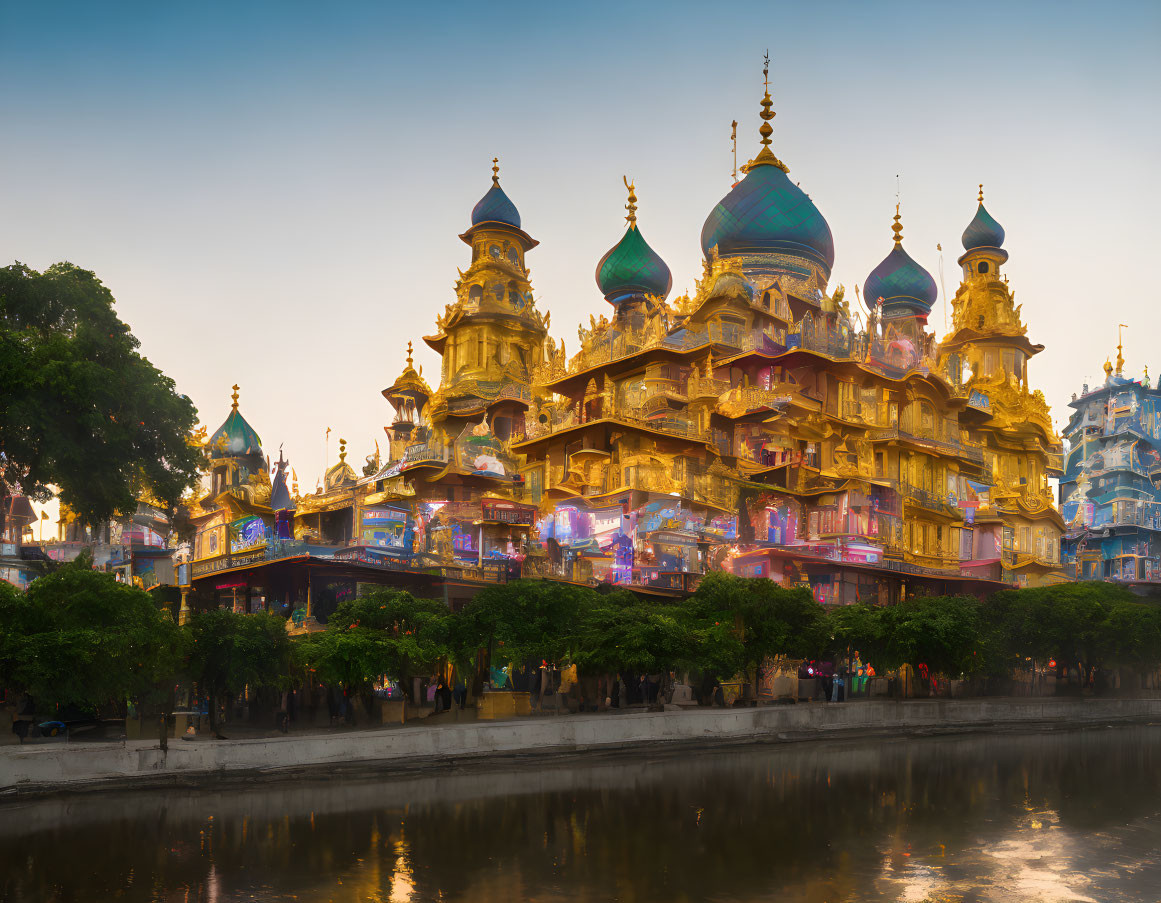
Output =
[
  {"x1": 423, "y1": 158, "x2": 548, "y2": 442},
  {"x1": 936, "y1": 186, "x2": 1065, "y2": 586}
]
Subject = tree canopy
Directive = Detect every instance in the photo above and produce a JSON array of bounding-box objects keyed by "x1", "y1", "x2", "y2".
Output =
[
  {"x1": 0, "y1": 262, "x2": 202, "y2": 528},
  {"x1": 0, "y1": 554, "x2": 182, "y2": 714}
]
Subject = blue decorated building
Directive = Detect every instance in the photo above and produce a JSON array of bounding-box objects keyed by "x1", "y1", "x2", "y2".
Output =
[{"x1": 1061, "y1": 344, "x2": 1161, "y2": 585}]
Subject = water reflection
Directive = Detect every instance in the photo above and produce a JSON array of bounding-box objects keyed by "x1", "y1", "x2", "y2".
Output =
[{"x1": 1, "y1": 726, "x2": 1159, "y2": 902}]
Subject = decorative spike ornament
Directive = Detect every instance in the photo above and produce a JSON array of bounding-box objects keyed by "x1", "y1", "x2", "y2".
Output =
[
  {"x1": 892, "y1": 204, "x2": 904, "y2": 245},
  {"x1": 623, "y1": 176, "x2": 638, "y2": 228}
]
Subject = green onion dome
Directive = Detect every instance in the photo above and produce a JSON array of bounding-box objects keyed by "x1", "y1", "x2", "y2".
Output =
[
  {"x1": 596, "y1": 223, "x2": 672, "y2": 303},
  {"x1": 862, "y1": 208, "x2": 937, "y2": 319},
  {"x1": 208, "y1": 386, "x2": 263, "y2": 459},
  {"x1": 700, "y1": 156, "x2": 834, "y2": 275},
  {"x1": 961, "y1": 185, "x2": 1005, "y2": 251}
]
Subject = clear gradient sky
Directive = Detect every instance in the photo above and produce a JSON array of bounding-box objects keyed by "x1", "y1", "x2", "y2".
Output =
[{"x1": 2, "y1": 0, "x2": 1159, "y2": 521}]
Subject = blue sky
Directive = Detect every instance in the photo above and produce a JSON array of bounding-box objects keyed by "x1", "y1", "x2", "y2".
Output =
[{"x1": 2, "y1": 0, "x2": 1159, "y2": 509}]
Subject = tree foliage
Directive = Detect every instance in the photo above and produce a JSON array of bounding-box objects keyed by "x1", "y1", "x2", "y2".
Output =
[
  {"x1": 185, "y1": 608, "x2": 293, "y2": 734},
  {"x1": 302, "y1": 590, "x2": 453, "y2": 698},
  {"x1": 0, "y1": 555, "x2": 182, "y2": 714},
  {"x1": 0, "y1": 262, "x2": 202, "y2": 527}
]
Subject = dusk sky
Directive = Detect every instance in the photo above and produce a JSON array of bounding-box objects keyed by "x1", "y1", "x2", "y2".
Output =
[{"x1": 3, "y1": 0, "x2": 1159, "y2": 518}]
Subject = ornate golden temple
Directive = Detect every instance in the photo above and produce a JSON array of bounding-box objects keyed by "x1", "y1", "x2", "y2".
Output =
[{"x1": 184, "y1": 75, "x2": 1065, "y2": 620}]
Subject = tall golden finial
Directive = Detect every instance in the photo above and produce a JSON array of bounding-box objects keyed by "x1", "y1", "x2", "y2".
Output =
[
  {"x1": 623, "y1": 176, "x2": 637, "y2": 228},
  {"x1": 892, "y1": 204, "x2": 904, "y2": 245},
  {"x1": 491, "y1": 157, "x2": 500, "y2": 186},
  {"x1": 338, "y1": 438, "x2": 347, "y2": 464},
  {"x1": 1117, "y1": 323, "x2": 1127, "y2": 375},
  {"x1": 978, "y1": 183, "x2": 984, "y2": 203},
  {"x1": 230, "y1": 384, "x2": 240, "y2": 411},
  {"x1": 744, "y1": 53, "x2": 788, "y2": 174},
  {"x1": 731, "y1": 120, "x2": 738, "y2": 183},
  {"x1": 759, "y1": 50, "x2": 774, "y2": 150},
  {"x1": 406, "y1": 340, "x2": 414, "y2": 368}
]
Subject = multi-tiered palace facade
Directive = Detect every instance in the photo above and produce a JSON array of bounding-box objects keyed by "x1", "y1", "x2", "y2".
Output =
[
  {"x1": 1060, "y1": 340, "x2": 1161, "y2": 584},
  {"x1": 185, "y1": 78, "x2": 1066, "y2": 620}
]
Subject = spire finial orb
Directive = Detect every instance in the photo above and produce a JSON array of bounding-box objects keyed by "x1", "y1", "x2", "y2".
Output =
[
  {"x1": 338, "y1": 438, "x2": 347, "y2": 464},
  {"x1": 978, "y1": 183, "x2": 984, "y2": 203},
  {"x1": 623, "y1": 175, "x2": 638, "y2": 228},
  {"x1": 892, "y1": 203, "x2": 903, "y2": 245},
  {"x1": 759, "y1": 50, "x2": 775, "y2": 149},
  {"x1": 231, "y1": 384, "x2": 240, "y2": 411},
  {"x1": 406, "y1": 340, "x2": 414, "y2": 367},
  {"x1": 491, "y1": 157, "x2": 500, "y2": 186}
]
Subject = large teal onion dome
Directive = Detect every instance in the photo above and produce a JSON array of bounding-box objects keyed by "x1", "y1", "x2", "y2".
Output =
[
  {"x1": 595, "y1": 180, "x2": 671, "y2": 303},
  {"x1": 470, "y1": 158, "x2": 521, "y2": 228},
  {"x1": 208, "y1": 385, "x2": 263, "y2": 459},
  {"x1": 596, "y1": 225, "x2": 672, "y2": 302},
  {"x1": 961, "y1": 185, "x2": 1005, "y2": 251},
  {"x1": 700, "y1": 157, "x2": 835, "y2": 274},
  {"x1": 862, "y1": 209, "x2": 937, "y2": 319}
]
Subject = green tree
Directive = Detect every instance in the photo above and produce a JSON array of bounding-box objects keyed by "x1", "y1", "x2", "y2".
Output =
[
  {"x1": 690, "y1": 572, "x2": 827, "y2": 693},
  {"x1": 0, "y1": 262, "x2": 202, "y2": 533},
  {"x1": 454, "y1": 580, "x2": 589, "y2": 671},
  {"x1": 322, "y1": 589, "x2": 452, "y2": 703},
  {"x1": 0, "y1": 555, "x2": 183, "y2": 744},
  {"x1": 573, "y1": 592, "x2": 700, "y2": 677},
  {"x1": 826, "y1": 602, "x2": 884, "y2": 667},
  {"x1": 984, "y1": 582, "x2": 1134, "y2": 681},
  {"x1": 877, "y1": 595, "x2": 983, "y2": 678},
  {"x1": 185, "y1": 609, "x2": 293, "y2": 738}
]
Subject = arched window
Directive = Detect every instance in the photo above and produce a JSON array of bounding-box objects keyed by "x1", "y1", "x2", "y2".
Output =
[{"x1": 978, "y1": 262, "x2": 989, "y2": 274}]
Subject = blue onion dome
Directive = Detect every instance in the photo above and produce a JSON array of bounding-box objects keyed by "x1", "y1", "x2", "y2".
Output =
[
  {"x1": 208, "y1": 385, "x2": 263, "y2": 459},
  {"x1": 470, "y1": 157, "x2": 521, "y2": 228},
  {"x1": 961, "y1": 184, "x2": 1005, "y2": 251},
  {"x1": 595, "y1": 179, "x2": 672, "y2": 302},
  {"x1": 701, "y1": 163, "x2": 834, "y2": 273},
  {"x1": 862, "y1": 208, "x2": 937, "y2": 318}
]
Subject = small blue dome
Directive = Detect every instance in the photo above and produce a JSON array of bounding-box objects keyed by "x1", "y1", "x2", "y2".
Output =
[
  {"x1": 863, "y1": 243, "x2": 938, "y2": 319},
  {"x1": 471, "y1": 183, "x2": 521, "y2": 228},
  {"x1": 962, "y1": 202, "x2": 1005, "y2": 251},
  {"x1": 701, "y1": 163, "x2": 834, "y2": 274},
  {"x1": 595, "y1": 225, "x2": 672, "y2": 303}
]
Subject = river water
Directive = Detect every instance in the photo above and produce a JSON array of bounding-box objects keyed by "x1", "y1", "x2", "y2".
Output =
[{"x1": 1, "y1": 725, "x2": 1159, "y2": 902}]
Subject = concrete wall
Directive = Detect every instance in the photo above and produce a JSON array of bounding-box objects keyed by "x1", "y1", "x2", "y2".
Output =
[{"x1": 4, "y1": 698, "x2": 1159, "y2": 796}]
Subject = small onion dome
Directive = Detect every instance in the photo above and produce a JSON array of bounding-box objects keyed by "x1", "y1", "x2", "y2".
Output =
[
  {"x1": 208, "y1": 385, "x2": 262, "y2": 459},
  {"x1": 862, "y1": 207, "x2": 937, "y2": 318},
  {"x1": 470, "y1": 157, "x2": 521, "y2": 228},
  {"x1": 596, "y1": 225, "x2": 672, "y2": 303},
  {"x1": 961, "y1": 184, "x2": 1005, "y2": 251}
]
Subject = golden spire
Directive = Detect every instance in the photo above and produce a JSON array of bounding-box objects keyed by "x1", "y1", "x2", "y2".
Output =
[
  {"x1": 731, "y1": 120, "x2": 738, "y2": 182},
  {"x1": 406, "y1": 340, "x2": 414, "y2": 368},
  {"x1": 892, "y1": 204, "x2": 904, "y2": 245},
  {"x1": 230, "y1": 384, "x2": 240, "y2": 411},
  {"x1": 759, "y1": 51, "x2": 774, "y2": 150},
  {"x1": 978, "y1": 183, "x2": 984, "y2": 203},
  {"x1": 338, "y1": 438, "x2": 347, "y2": 464},
  {"x1": 623, "y1": 176, "x2": 637, "y2": 228},
  {"x1": 491, "y1": 157, "x2": 500, "y2": 186},
  {"x1": 1104, "y1": 358, "x2": 1114, "y2": 379},
  {"x1": 742, "y1": 53, "x2": 788, "y2": 174},
  {"x1": 1117, "y1": 323, "x2": 1127, "y2": 376}
]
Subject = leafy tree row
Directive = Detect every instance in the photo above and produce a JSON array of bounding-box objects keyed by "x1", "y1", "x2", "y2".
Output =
[{"x1": 4, "y1": 563, "x2": 1161, "y2": 743}]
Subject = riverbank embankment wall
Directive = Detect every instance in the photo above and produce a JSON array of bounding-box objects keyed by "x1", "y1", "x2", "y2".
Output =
[{"x1": 4, "y1": 697, "x2": 1159, "y2": 797}]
